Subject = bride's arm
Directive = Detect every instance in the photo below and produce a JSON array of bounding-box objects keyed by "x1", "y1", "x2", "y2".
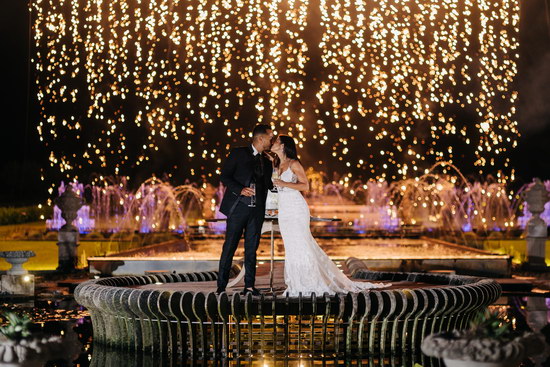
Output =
[{"x1": 276, "y1": 160, "x2": 310, "y2": 192}]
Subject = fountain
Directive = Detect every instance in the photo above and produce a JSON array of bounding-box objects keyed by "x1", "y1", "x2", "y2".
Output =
[
  {"x1": 75, "y1": 260, "x2": 501, "y2": 358},
  {"x1": 43, "y1": 165, "x2": 530, "y2": 277},
  {"x1": 113, "y1": 178, "x2": 202, "y2": 233},
  {"x1": 40, "y1": 163, "x2": 549, "y2": 278},
  {"x1": 290, "y1": 162, "x2": 520, "y2": 234},
  {"x1": 47, "y1": 178, "x2": 207, "y2": 234},
  {"x1": 354, "y1": 181, "x2": 400, "y2": 231},
  {"x1": 45, "y1": 163, "x2": 548, "y2": 236}
]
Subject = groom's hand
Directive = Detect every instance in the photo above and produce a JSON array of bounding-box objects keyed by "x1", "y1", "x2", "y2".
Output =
[{"x1": 240, "y1": 187, "x2": 255, "y2": 197}]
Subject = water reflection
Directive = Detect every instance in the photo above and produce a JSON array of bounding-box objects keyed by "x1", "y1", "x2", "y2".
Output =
[
  {"x1": 88, "y1": 347, "x2": 442, "y2": 367},
  {"x1": 2, "y1": 296, "x2": 550, "y2": 366},
  {"x1": 1, "y1": 298, "x2": 89, "y2": 324}
]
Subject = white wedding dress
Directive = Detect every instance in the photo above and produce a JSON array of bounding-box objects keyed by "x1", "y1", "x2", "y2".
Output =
[{"x1": 277, "y1": 166, "x2": 388, "y2": 296}]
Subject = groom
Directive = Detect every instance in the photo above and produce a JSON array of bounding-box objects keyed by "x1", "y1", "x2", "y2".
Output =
[{"x1": 216, "y1": 124, "x2": 274, "y2": 295}]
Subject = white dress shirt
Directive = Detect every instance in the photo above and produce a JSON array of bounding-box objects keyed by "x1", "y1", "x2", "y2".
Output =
[{"x1": 251, "y1": 144, "x2": 259, "y2": 156}]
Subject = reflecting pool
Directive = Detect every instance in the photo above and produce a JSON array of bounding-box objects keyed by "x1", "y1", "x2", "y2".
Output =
[{"x1": 1, "y1": 294, "x2": 550, "y2": 366}]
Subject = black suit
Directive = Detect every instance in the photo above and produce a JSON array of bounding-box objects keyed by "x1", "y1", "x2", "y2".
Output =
[{"x1": 217, "y1": 146, "x2": 273, "y2": 289}]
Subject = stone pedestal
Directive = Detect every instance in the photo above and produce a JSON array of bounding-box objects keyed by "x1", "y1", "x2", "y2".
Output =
[
  {"x1": 525, "y1": 297, "x2": 550, "y2": 366},
  {"x1": 57, "y1": 231, "x2": 79, "y2": 272},
  {"x1": 1, "y1": 274, "x2": 35, "y2": 296},
  {"x1": 526, "y1": 297, "x2": 548, "y2": 333},
  {"x1": 524, "y1": 178, "x2": 550, "y2": 270},
  {"x1": 527, "y1": 236, "x2": 547, "y2": 266}
]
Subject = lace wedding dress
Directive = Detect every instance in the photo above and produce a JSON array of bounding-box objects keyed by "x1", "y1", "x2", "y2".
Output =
[{"x1": 277, "y1": 166, "x2": 388, "y2": 296}]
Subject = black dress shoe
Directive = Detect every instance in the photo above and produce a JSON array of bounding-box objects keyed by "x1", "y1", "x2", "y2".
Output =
[
  {"x1": 242, "y1": 287, "x2": 261, "y2": 296},
  {"x1": 215, "y1": 287, "x2": 226, "y2": 294}
]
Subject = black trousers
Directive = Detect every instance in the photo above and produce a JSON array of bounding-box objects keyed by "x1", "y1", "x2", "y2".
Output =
[{"x1": 217, "y1": 201, "x2": 264, "y2": 289}]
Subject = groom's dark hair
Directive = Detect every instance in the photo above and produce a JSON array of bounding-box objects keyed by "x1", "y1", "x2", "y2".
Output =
[{"x1": 252, "y1": 124, "x2": 271, "y2": 139}]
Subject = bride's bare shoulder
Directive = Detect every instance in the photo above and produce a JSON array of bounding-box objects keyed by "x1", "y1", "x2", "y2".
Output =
[{"x1": 290, "y1": 160, "x2": 305, "y2": 172}]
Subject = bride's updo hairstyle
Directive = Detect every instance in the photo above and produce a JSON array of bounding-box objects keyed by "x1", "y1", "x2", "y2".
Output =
[{"x1": 279, "y1": 135, "x2": 300, "y2": 162}]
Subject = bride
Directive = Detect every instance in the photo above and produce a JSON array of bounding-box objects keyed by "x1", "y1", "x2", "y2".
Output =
[{"x1": 270, "y1": 135, "x2": 388, "y2": 296}]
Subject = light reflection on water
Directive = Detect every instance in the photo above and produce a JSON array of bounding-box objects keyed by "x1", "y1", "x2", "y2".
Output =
[
  {"x1": 84, "y1": 347, "x2": 443, "y2": 367},
  {"x1": 1, "y1": 297, "x2": 549, "y2": 366}
]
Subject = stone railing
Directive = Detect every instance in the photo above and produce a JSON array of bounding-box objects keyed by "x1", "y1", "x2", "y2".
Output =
[{"x1": 75, "y1": 262, "x2": 500, "y2": 359}]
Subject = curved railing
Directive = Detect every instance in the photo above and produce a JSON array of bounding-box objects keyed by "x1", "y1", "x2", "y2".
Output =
[{"x1": 75, "y1": 262, "x2": 501, "y2": 358}]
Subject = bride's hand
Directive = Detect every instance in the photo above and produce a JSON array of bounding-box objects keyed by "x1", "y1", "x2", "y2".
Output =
[
  {"x1": 263, "y1": 151, "x2": 276, "y2": 162},
  {"x1": 273, "y1": 179, "x2": 284, "y2": 187}
]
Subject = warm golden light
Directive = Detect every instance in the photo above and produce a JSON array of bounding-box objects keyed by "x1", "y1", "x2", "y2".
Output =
[{"x1": 32, "y1": 0, "x2": 519, "y2": 183}]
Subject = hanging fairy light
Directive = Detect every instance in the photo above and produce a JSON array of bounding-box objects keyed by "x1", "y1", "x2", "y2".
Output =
[{"x1": 32, "y1": 0, "x2": 519, "y2": 184}]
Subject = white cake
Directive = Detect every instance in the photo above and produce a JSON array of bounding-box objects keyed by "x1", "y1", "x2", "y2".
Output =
[{"x1": 265, "y1": 189, "x2": 278, "y2": 211}]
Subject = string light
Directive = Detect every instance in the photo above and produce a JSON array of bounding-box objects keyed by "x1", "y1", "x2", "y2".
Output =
[{"x1": 32, "y1": 0, "x2": 519, "y2": 184}]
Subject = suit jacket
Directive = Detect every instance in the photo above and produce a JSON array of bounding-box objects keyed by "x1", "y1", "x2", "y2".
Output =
[{"x1": 219, "y1": 146, "x2": 273, "y2": 216}]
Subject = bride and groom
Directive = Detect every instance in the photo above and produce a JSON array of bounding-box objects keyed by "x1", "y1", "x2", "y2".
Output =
[{"x1": 216, "y1": 124, "x2": 386, "y2": 296}]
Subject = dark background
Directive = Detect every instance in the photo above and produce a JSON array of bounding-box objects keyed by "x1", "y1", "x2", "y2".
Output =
[{"x1": 1, "y1": 0, "x2": 549, "y2": 206}]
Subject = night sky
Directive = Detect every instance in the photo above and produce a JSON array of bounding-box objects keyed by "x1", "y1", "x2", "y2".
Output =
[{"x1": 1, "y1": 0, "x2": 550, "y2": 206}]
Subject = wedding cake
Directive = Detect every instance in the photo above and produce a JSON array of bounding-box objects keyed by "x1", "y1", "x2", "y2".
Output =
[{"x1": 265, "y1": 189, "x2": 278, "y2": 214}]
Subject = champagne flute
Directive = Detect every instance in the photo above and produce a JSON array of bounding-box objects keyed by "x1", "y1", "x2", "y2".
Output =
[
  {"x1": 271, "y1": 168, "x2": 279, "y2": 192},
  {"x1": 248, "y1": 183, "x2": 256, "y2": 207}
]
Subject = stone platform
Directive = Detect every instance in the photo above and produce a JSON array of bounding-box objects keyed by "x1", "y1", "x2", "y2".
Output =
[{"x1": 75, "y1": 259, "x2": 501, "y2": 359}]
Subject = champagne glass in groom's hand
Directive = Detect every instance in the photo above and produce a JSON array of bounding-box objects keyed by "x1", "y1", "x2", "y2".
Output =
[{"x1": 248, "y1": 183, "x2": 256, "y2": 207}]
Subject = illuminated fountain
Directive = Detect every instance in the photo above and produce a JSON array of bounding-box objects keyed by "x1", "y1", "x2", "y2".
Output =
[
  {"x1": 47, "y1": 178, "x2": 208, "y2": 234},
  {"x1": 78, "y1": 173, "x2": 511, "y2": 358},
  {"x1": 350, "y1": 181, "x2": 399, "y2": 231},
  {"x1": 104, "y1": 178, "x2": 206, "y2": 233},
  {"x1": 303, "y1": 162, "x2": 517, "y2": 233},
  {"x1": 46, "y1": 168, "x2": 542, "y2": 235},
  {"x1": 384, "y1": 167, "x2": 515, "y2": 232}
]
